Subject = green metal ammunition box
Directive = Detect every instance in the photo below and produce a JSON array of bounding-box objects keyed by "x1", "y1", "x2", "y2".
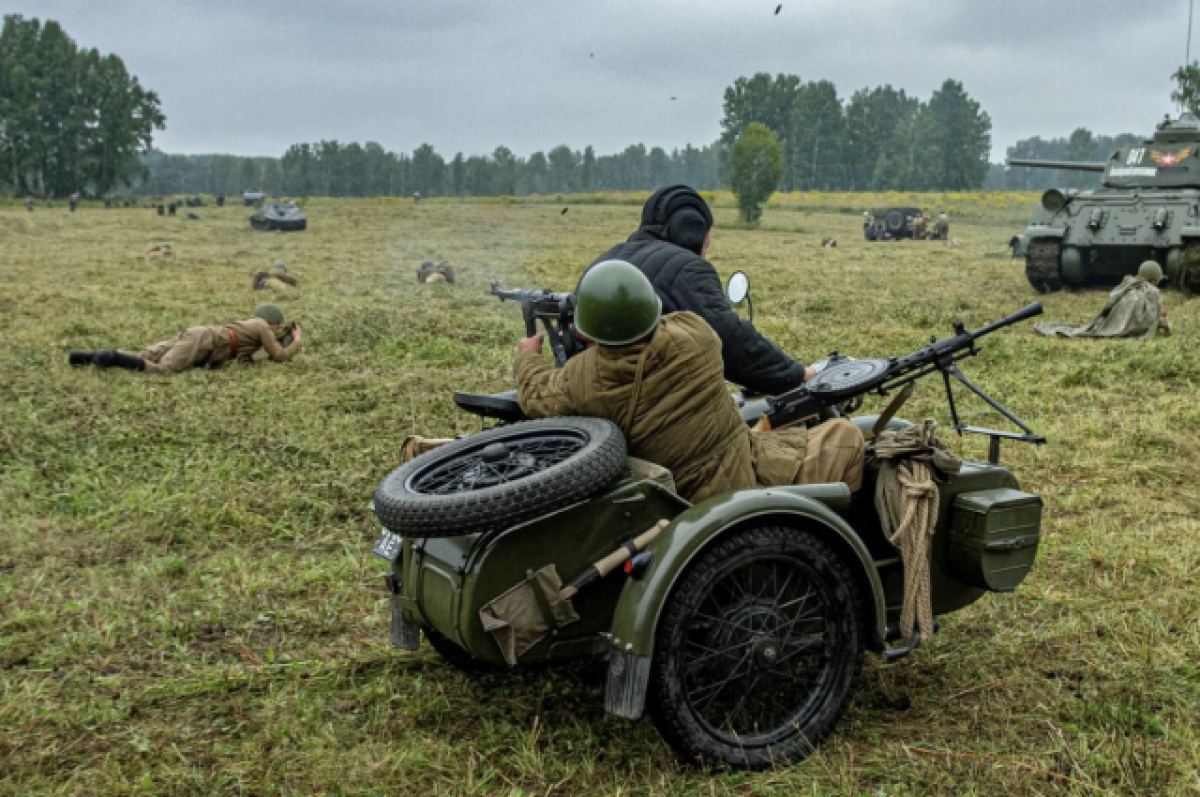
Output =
[{"x1": 948, "y1": 488, "x2": 1043, "y2": 592}]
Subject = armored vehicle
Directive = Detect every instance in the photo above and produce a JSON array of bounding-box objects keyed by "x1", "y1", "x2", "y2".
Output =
[
  {"x1": 249, "y1": 201, "x2": 307, "y2": 232},
  {"x1": 1009, "y1": 112, "x2": 1200, "y2": 293},
  {"x1": 369, "y1": 276, "x2": 1046, "y2": 769}
]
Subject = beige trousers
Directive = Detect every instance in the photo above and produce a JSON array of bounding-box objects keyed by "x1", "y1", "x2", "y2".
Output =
[{"x1": 124, "y1": 327, "x2": 215, "y2": 375}]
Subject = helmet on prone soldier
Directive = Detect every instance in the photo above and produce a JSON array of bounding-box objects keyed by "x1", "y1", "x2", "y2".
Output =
[
  {"x1": 573, "y1": 260, "x2": 662, "y2": 346},
  {"x1": 1137, "y1": 260, "x2": 1164, "y2": 283},
  {"x1": 255, "y1": 303, "x2": 285, "y2": 326}
]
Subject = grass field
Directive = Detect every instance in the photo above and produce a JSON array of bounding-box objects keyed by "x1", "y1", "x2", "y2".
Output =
[{"x1": 1, "y1": 194, "x2": 1198, "y2": 796}]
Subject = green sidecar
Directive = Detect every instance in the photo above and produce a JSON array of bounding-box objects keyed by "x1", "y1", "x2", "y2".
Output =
[{"x1": 371, "y1": 395, "x2": 1044, "y2": 769}]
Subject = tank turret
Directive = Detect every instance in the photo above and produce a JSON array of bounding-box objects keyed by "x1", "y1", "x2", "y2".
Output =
[{"x1": 1009, "y1": 112, "x2": 1200, "y2": 293}]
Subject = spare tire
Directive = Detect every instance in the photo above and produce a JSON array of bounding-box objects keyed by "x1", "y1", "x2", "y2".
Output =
[
  {"x1": 373, "y1": 417, "x2": 627, "y2": 537},
  {"x1": 884, "y1": 210, "x2": 905, "y2": 232}
]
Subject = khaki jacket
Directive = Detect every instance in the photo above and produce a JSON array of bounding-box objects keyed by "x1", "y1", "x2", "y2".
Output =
[
  {"x1": 515, "y1": 312, "x2": 809, "y2": 503},
  {"x1": 208, "y1": 317, "x2": 303, "y2": 365}
]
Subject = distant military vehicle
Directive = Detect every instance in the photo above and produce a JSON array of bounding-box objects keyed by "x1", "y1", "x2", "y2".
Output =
[
  {"x1": 1008, "y1": 112, "x2": 1200, "y2": 293},
  {"x1": 250, "y1": 201, "x2": 307, "y2": 232},
  {"x1": 863, "y1": 206, "x2": 922, "y2": 241}
]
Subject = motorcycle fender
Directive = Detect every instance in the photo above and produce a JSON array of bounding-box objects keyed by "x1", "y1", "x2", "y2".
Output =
[{"x1": 603, "y1": 485, "x2": 886, "y2": 719}]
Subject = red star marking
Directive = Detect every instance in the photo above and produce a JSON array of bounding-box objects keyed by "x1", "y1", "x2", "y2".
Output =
[{"x1": 1161, "y1": 153, "x2": 1178, "y2": 166}]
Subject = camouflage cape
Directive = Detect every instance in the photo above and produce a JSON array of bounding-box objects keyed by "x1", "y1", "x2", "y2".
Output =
[{"x1": 1034, "y1": 276, "x2": 1165, "y2": 340}]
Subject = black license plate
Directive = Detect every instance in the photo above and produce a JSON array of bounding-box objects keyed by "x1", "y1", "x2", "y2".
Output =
[{"x1": 372, "y1": 529, "x2": 403, "y2": 562}]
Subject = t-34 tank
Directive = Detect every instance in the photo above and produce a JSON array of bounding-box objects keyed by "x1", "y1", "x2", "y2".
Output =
[{"x1": 1008, "y1": 112, "x2": 1200, "y2": 293}]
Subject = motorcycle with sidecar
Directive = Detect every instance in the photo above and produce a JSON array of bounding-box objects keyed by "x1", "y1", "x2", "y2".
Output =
[{"x1": 370, "y1": 274, "x2": 1046, "y2": 769}]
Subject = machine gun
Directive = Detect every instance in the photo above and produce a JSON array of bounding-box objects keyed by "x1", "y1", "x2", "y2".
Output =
[
  {"x1": 491, "y1": 282, "x2": 582, "y2": 367},
  {"x1": 765, "y1": 302, "x2": 1046, "y2": 463}
]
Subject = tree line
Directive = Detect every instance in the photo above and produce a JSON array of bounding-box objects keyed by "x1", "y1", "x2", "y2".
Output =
[
  {"x1": 134, "y1": 140, "x2": 723, "y2": 198},
  {"x1": 134, "y1": 76, "x2": 997, "y2": 198},
  {"x1": 0, "y1": 15, "x2": 165, "y2": 197}
]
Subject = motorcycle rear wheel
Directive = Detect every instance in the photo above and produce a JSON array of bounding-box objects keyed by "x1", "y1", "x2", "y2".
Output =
[{"x1": 647, "y1": 525, "x2": 864, "y2": 769}]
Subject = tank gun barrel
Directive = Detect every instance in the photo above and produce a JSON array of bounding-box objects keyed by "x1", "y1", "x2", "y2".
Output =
[{"x1": 1005, "y1": 158, "x2": 1107, "y2": 173}]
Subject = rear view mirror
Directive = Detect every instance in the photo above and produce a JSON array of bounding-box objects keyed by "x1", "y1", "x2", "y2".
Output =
[{"x1": 726, "y1": 271, "x2": 750, "y2": 305}]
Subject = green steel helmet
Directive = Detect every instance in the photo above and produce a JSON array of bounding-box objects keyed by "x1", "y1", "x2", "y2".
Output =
[
  {"x1": 255, "y1": 303, "x2": 285, "y2": 325},
  {"x1": 1137, "y1": 260, "x2": 1164, "y2": 282},
  {"x1": 573, "y1": 260, "x2": 661, "y2": 346}
]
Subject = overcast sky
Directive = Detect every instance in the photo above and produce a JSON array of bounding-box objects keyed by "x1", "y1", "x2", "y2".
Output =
[{"x1": 10, "y1": 0, "x2": 1198, "y2": 163}]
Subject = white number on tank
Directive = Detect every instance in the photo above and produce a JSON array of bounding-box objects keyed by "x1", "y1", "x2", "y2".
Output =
[{"x1": 1126, "y1": 148, "x2": 1146, "y2": 165}]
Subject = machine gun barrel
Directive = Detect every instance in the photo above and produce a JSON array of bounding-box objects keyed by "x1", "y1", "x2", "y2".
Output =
[
  {"x1": 765, "y1": 303, "x2": 1043, "y2": 430},
  {"x1": 1005, "y1": 158, "x2": 1107, "y2": 173}
]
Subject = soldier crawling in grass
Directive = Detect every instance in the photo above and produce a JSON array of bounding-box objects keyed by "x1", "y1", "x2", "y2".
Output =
[
  {"x1": 252, "y1": 261, "x2": 299, "y2": 292},
  {"x1": 68, "y1": 303, "x2": 303, "y2": 374}
]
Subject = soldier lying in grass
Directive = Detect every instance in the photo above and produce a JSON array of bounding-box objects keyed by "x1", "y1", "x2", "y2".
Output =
[
  {"x1": 68, "y1": 303, "x2": 303, "y2": 374},
  {"x1": 1035, "y1": 260, "x2": 1171, "y2": 339}
]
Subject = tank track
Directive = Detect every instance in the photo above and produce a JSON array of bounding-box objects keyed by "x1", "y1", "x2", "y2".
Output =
[
  {"x1": 1025, "y1": 241, "x2": 1064, "y2": 293},
  {"x1": 1179, "y1": 242, "x2": 1200, "y2": 294}
]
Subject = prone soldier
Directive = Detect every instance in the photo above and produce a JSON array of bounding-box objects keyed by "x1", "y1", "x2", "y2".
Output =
[
  {"x1": 253, "y1": 261, "x2": 299, "y2": 292},
  {"x1": 68, "y1": 303, "x2": 304, "y2": 375},
  {"x1": 417, "y1": 260, "x2": 455, "y2": 284}
]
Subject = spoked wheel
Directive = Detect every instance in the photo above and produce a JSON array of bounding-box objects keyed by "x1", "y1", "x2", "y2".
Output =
[
  {"x1": 373, "y1": 417, "x2": 626, "y2": 537},
  {"x1": 648, "y1": 526, "x2": 864, "y2": 769}
]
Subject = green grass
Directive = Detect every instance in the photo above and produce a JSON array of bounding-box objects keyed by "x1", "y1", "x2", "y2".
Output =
[{"x1": 1, "y1": 196, "x2": 1198, "y2": 795}]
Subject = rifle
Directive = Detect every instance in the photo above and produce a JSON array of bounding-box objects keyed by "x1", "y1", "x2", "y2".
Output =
[
  {"x1": 491, "y1": 282, "x2": 582, "y2": 367},
  {"x1": 765, "y1": 302, "x2": 1046, "y2": 462}
]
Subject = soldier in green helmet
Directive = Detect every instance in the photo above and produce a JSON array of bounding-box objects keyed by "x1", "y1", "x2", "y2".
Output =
[
  {"x1": 68, "y1": 303, "x2": 304, "y2": 374},
  {"x1": 1035, "y1": 260, "x2": 1171, "y2": 339},
  {"x1": 515, "y1": 260, "x2": 864, "y2": 503}
]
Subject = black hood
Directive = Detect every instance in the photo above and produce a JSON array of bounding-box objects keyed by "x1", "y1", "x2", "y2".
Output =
[{"x1": 638, "y1": 185, "x2": 713, "y2": 240}]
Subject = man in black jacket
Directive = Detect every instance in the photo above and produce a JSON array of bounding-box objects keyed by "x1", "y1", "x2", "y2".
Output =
[{"x1": 591, "y1": 185, "x2": 812, "y2": 396}]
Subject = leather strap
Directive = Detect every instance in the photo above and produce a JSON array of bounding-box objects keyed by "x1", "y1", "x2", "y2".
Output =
[{"x1": 223, "y1": 326, "x2": 238, "y2": 359}]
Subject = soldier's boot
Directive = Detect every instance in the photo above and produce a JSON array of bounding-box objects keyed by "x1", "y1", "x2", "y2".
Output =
[
  {"x1": 68, "y1": 351, "x2": 96, "y2": 367},
  {"x1": 93, "y1": 350, "x2": 145, "y2": 371}
]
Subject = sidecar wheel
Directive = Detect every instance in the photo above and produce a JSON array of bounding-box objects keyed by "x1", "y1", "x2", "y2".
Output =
[
  {"x1": 647, "y1": 525, "x2": 864, "y2": 769},
  {"x1": 373, "y1": 417, "x2": 626, "y2": 537}
]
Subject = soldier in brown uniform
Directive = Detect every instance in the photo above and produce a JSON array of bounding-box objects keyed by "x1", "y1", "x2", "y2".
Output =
[
  {"x1": 910, "y1": 212, "x2": 926, "y2": 240},
  {"x1": 935, "y1": 211, "x2": 950, "y2": 241},
  {"x1": 68, "y1": 303, "x2": 303, "y2": 374},
  {"x1": 252, "y1": 261, "x2": 299, "y2": 292},
  {"x1": 515, "y1": 261, "x2": 863, "y2": 504}
]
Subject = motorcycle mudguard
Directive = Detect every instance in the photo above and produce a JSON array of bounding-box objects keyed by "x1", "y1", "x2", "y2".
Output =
[{"x1": 603, "y1": 484, "x2": 886, "y2": 720}]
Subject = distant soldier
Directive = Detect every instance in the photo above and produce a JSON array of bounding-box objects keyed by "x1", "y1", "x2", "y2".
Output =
[
  {"x1": 68, "y1": 303, "x2": 304, "y2": 374},
  {"x1": 168, "y1": 202, "x2": 177, "y2": 216},
  {"x1": 1035, "y1": 261, "x2": 1171, "y2": 339},
  {"x1": 910, "y1": 212, "x2": 926, "y2": 240},
  {"x1": 413, "y1": 191, "x2": 422, "y2": 204},
  {"x1": 253, "y1": 261, "x2": 299, "y2": 292},
  {"x1": 417, "y1": 259, "x2": 455, "y2": 284},
  {"x1": 157, "y1": 203, "x2": 165, "y2": 216},
  {"x1": 69, "y1": 193, "x2": 79, "y2": 213},
  {"x1": 25, "y1": 197, "x2": 33, "y2": 212},
  {"x1": 217, "y1": 193, "x2": 226, "y2": 207},
  {"x1": 936, "y1": 211, "x2": 950, "y2": 241}
]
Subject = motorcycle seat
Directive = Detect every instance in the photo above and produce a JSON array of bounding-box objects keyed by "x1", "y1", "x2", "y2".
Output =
[{"x1": 453, "y1": 390, "x2": 528, "y2": 423}]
